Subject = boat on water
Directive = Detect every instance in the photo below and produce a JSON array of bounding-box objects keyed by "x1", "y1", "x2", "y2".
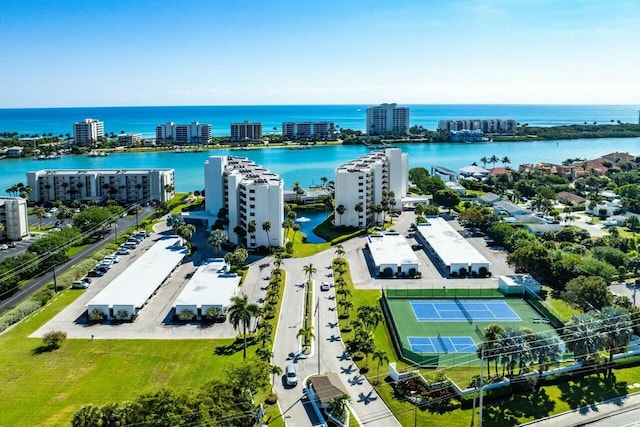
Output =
[
  {"x1": 288, "y1": 145, "x2": 310, "y2": 150},
  {"x1": 296, "y1": 216, "x2": 311, "y2": 223},
  {"x1": 88, "y1": 151, "x2": 109, "y2": 157},
  {"x1": 33, "y1": 154, "x2": 61, "y2": 160}
]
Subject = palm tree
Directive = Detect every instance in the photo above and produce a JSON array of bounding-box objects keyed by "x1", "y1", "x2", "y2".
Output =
[
  {"x1": 480, "y1": 156, "x2": 488, "y2": 168},
  {"x1": 227, "y1": 294, "x2": 261, "y2": 359},
  {"x1": 34, "y1": 206, "x2": 46, "y2": 230},
  {"x1": 334, "y1": 244, "x2": 345, "y2": 259},
  {"x1": 598, "y1": 307, "x2": 633, "y2": 376},
  {"x1": 297, "y1": 325, "x2": 315, "y2": 350},
  {"x1": 529, "y1": 332, "x2": 563, "y2": 379},
  {"x1": 320, "y1": 176, "x2": 328, "y2": 187},
  {"x1": 327, "y1": 393, "x2": 350, "y2": 422},
  {"x1": 354, "y1": 202, "x2": 364, "y2": 223},
  {"x1": 482, "y1": 324, "x2": 505, "y2": 377},
  {"x1": 563, "y1": 313, "x2": 605, "y2": 363},
  {"x1": 303, "y1": 263, "x2": 317, "y2": 283},
  {"x1": 176, "y1": 224, "x2": 196, "y2": 245},
  {"x1": 262, "y1": 220, "x2": 271, "y2": 250},
  {"x1": 501, "y1": 156, "x2": 511, "y2": 169},
  {"x1": 207, "y1": 229, "x2": 228, "y2": 256},
  {"x1": 269, "y1": 365, "x2": 282, "y2": 393},
  {"x1": 247, "y1": 220, "x2": 257, "y2": 245},
  {"x1": 372, "y1": 349, "x2": 389, "y2": 384},
  {"x1": 273, "y1": 255, "x2": 283, "y2": 270},
  {"x1": 336, "y1": 204, "x2": 346, "y2": 226},
  {"x1": 291, "y1": 223, "x2": 301, "y2": 241},
  {"x1": 489, "y1": 155, "x2": 499, "y2": 169}
]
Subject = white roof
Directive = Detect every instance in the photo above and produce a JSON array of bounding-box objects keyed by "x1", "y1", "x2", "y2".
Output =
[
  {"x1": 173, "y1": 258, "x2": 240, "y2": 308},
  {"x1": 368, "y1": 233, "x2": 419, "y2": 267},
  {"x1": 88, "y1": 236, "x2": 187, "y2": 309},
  {"x1": 417, "y1": 218, "x2": 490, "y2": 266}
]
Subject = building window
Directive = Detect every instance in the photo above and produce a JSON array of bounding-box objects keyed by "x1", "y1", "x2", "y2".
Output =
[{"x1": 249, "y1": 189, "x2": 255, "y2": 193}]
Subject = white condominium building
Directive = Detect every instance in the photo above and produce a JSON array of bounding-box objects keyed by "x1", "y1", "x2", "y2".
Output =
[
  {"x1": 117, "y1": 133, "x2": 142, "y2": 146},
  {"x1": 366, "y1": 103, "x2": 410, "y2": 136},
  {"x1": 230, "y1": 120, "x2": 263, "y2": 143},
  {"x1": 0, "y1": 197, "x2": 29, "y2": 241},
  {"x1": 334, "y1": 148, "x2": 408, "y2": 228},
  {"x1": 73, "y1": 118, "x2": 104, "y2": 146},
  {"x1": 26, "y1": 169, "x2": 175, "y2": 205},
  {"x1": 156, "y1": 121, "x2": 212, "y2": 144},
  {"x1": 437, "y1": 119, "x2": 517, "y2": 134},
  {"x1": 204, "y1": 156, "x2": 283, "y2": 248},
  {"x1": 281, "y1": 121, "x2": 335, "y2": 139}
]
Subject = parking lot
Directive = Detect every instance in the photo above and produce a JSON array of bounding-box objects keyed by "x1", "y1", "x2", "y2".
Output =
[{"x1": 31, "y1": 224, "x2": 270, "y2": 340}]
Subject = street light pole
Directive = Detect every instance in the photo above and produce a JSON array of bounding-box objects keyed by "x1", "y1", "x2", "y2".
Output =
[{"x1": 316, "y1": 296, "x2": 320, "y2": 375}]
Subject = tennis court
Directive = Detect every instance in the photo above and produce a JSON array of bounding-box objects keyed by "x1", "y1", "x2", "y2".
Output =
[
  {"x1": 410, "y1": 299, "x2": 521, "y2": 322},
  {"x1": 408, "y1": 336, "x2": 477, "y2": 353}
]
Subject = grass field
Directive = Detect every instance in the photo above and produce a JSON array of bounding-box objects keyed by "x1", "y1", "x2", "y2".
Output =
[
  {"x1": 385, "y1": 295, "x2": 559, "y2": 367},
  {"x1": 0, "y1": 286, "x2": 284, "y2": 426}
]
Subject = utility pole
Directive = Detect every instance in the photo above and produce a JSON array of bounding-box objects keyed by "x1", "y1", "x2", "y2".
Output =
[
  {"x1": 479, "y1": 345, "x2": 484, "y2": 427},
  {"x1": 52, "y1": 264, "x2": 58, "y2": 294},
  {"x1": 316, "y1": 296, "x2": 320, "y2": 375}
]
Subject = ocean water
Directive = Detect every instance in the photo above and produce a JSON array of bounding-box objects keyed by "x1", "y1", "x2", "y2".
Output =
[{"x1": 1, "y1": 104, "x2": 639, "y2": 138}]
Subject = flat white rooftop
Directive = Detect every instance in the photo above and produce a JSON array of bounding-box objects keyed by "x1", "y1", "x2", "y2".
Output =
[
  {"x1": 368, "y1": 233, "x2": 419, "y2": 267},
  {"x1": 417, "y1": 218, "x2": 490, "y2": 266},
  {"x1": 173, "y1": 258, "x2": 240, "y2": 309},
  {"x1": 87, "y1": 236, "x2": 188, "y2": 309}
]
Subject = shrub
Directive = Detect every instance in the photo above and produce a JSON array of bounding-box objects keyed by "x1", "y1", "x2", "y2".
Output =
[
  {"x1": 479, "y1": 266, "x2": 488, "y2": 276},
  {"x1": 88, "y1": 309, "x2": 106, "y2": 323},
  {"x1": 264, "y1": 393, "x2": 278, "y2": 405},
  {"x1": 43, "y1": 330, "x2": 67, "y2": 350},
  {"x1": 0, "y1": 299, "x2": 42, "y2": 333},
  {"x1": 352, "y1": 351, "x2": 365, "y2": 361},
  {"x1": 177, "y1": 309, "x2": 196, "y2": 321},
  {"x1": 115, "y1": 310, "x2": 130, "y2": 320}
]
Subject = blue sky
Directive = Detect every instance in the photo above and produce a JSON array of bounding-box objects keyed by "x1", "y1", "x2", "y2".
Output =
[{"x1": 1, "y1": 0, "x2": 639, "y2": 107}]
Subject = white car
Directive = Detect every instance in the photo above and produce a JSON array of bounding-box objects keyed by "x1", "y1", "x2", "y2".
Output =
[
  {"x1": 320, "y1": 282, "x2": 331, "y2": 291},
  {"x1": 103, "y1": 255, "x2": 120, "y2": 263},
  {"x1": 72, "y1": 280, "x2": 89, "y2": 289},
  {"x1": 116, "y1": 248, "x2": 131, "y2": 255},
  {"x1": 0, "y1": 244, "x2": 8, "y2": 251}
]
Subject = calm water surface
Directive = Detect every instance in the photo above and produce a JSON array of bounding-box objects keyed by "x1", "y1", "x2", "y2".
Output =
[{"x1": 2, "y1": 138, "x2": 639, "y2": 193}]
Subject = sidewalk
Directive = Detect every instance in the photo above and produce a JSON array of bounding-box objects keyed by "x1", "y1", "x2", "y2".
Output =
[{"x1": 521, "y1": 391, "x2": 640, "y2": 427}]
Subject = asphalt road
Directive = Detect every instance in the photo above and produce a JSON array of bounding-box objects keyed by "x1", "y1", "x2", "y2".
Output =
[{"x1": 0, "y1": 207, "x2": 155, "y2": 315}]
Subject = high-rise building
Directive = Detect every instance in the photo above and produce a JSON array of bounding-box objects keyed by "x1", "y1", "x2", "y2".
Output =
[
  {"x1": 0, "y1": 197, "x2": 29, "y2": 241},
  {"x1": 204, "y1": 156, "x2": 283, "y2": 248},
  {"x1": 73, "y1": 118, "x2": 104, "y2": 146},
  {"x1": 155, "y1": 122, "x2": 212, "y2": 144},
  {"x1": 26, "y1": 169, "x2": 175, "y2": 205},
  {"x1": 281, "y1": 122, "x2": 335, "y2": 139},
  {"x1": 230, "y1": 121, "x2": 263, "y2": 143},
  {"x1": 334, "y1": 148, "x2": 408, "y2": 228},
  {"x1": 365, "y1": 103, "x2": 410, "y2": 136}
]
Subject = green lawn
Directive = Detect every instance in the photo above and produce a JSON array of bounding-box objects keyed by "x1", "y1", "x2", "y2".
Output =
[
  {"x1": 0, "y1": 286, "x2": 284, "y2": 427},
  {"x1": 286, "y1": 228, "x2": 331, "y2": 257}
]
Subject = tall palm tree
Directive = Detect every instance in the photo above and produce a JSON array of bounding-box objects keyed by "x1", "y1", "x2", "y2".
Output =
[
  {"x1": 501, "y1": 156, "x2": 511, "y2": 169},
  {"x1": 334, "y1": 244, "x2": 345, "y2": 259},
  {"x1": 372, "y1": 349, "x2": 389, "y2": 383},
  {"x1": 34, "y1": 206, "x2": 46, "y2": 230},
  {"x1": 482, "y1": 324, "x2": 505, "y2": 377},
  {"x1": 270, "y1": 365, "x2": 282, "y2": 393},
  {"x1": 303, "y1": 263, "x2": 317, "y2": 283},
  {"x1": 598, "y1": 307, "x2": 633, "y2": 376},
  {"x1": 480, "y1": 156, "x2": 488, "y2": 168},
  {"x1": 563, "y1": 313, "x2": 605, "y2": 363},
  {"x1": 247, "y1": 220, "x2": 257, "y2": 245},
  {"x1": 489, "y1": 155, "x2": 499, "y2": 169},
  {"x1": 227, "y1": 294, "x2": 261, "y2": 359},
  {"x1": 336, "y1": 204, "x2": 346, "y2": 226},
  {"x1": 529, "y1": 332, "x2": 563, "y2": 379},
  {"x1": 207, "y1": 229, "x2": 228, "y2": 256},
  {"x1": 262, "y1": 220, "x2": 271, "y2": 250}
]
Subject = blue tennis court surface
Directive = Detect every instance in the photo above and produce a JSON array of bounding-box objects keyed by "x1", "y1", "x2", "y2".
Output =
[
  {"x1": 410, "y1": 299, "x2": 521, "y2": 322},
  {"x1": 408, "y1": 336, "x2": 477, "y2": 353}
]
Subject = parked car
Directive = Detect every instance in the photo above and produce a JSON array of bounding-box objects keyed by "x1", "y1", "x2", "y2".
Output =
[
  {"x1": 0, "y1": 244, "x2": 8, "y2": 250},
  {"x1": 72, "y1": 280, "x2": 89, "y2": 289},
  {"x1": 285, "y1": 364, "x2": 298, "y2": 386},
  {"x1": 116, "y1": 248, "x2": 131, "y2": 255},
  {"x1": 125, "y1": 239, "x2": 139, "y2": 247},
  {"x1": 7, "y1": 242, "x2": 16, "y2": 248},
  {"x1": 83, "y1": 277, "x2": 92, "y2": 284},
  {"x1": 320, "y1": 282, "x2": 331, "y2": 291},
  {"x1": 103, "y1": 255, "x2": 120, "y2": 263},
  {"x1": 87, "y1": 269, "x2": 105, "y2": 277},
  {"x1": 95, "y1": 264, "x2": 110, "y2": 273},
  {"x1": 411, "y1": 244, "x2": 423, "y2": 251}
]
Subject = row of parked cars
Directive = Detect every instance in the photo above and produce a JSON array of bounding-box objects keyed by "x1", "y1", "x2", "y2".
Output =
[{"x1": 73, "y1": 230, "x2": 150, "y2": 288}]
